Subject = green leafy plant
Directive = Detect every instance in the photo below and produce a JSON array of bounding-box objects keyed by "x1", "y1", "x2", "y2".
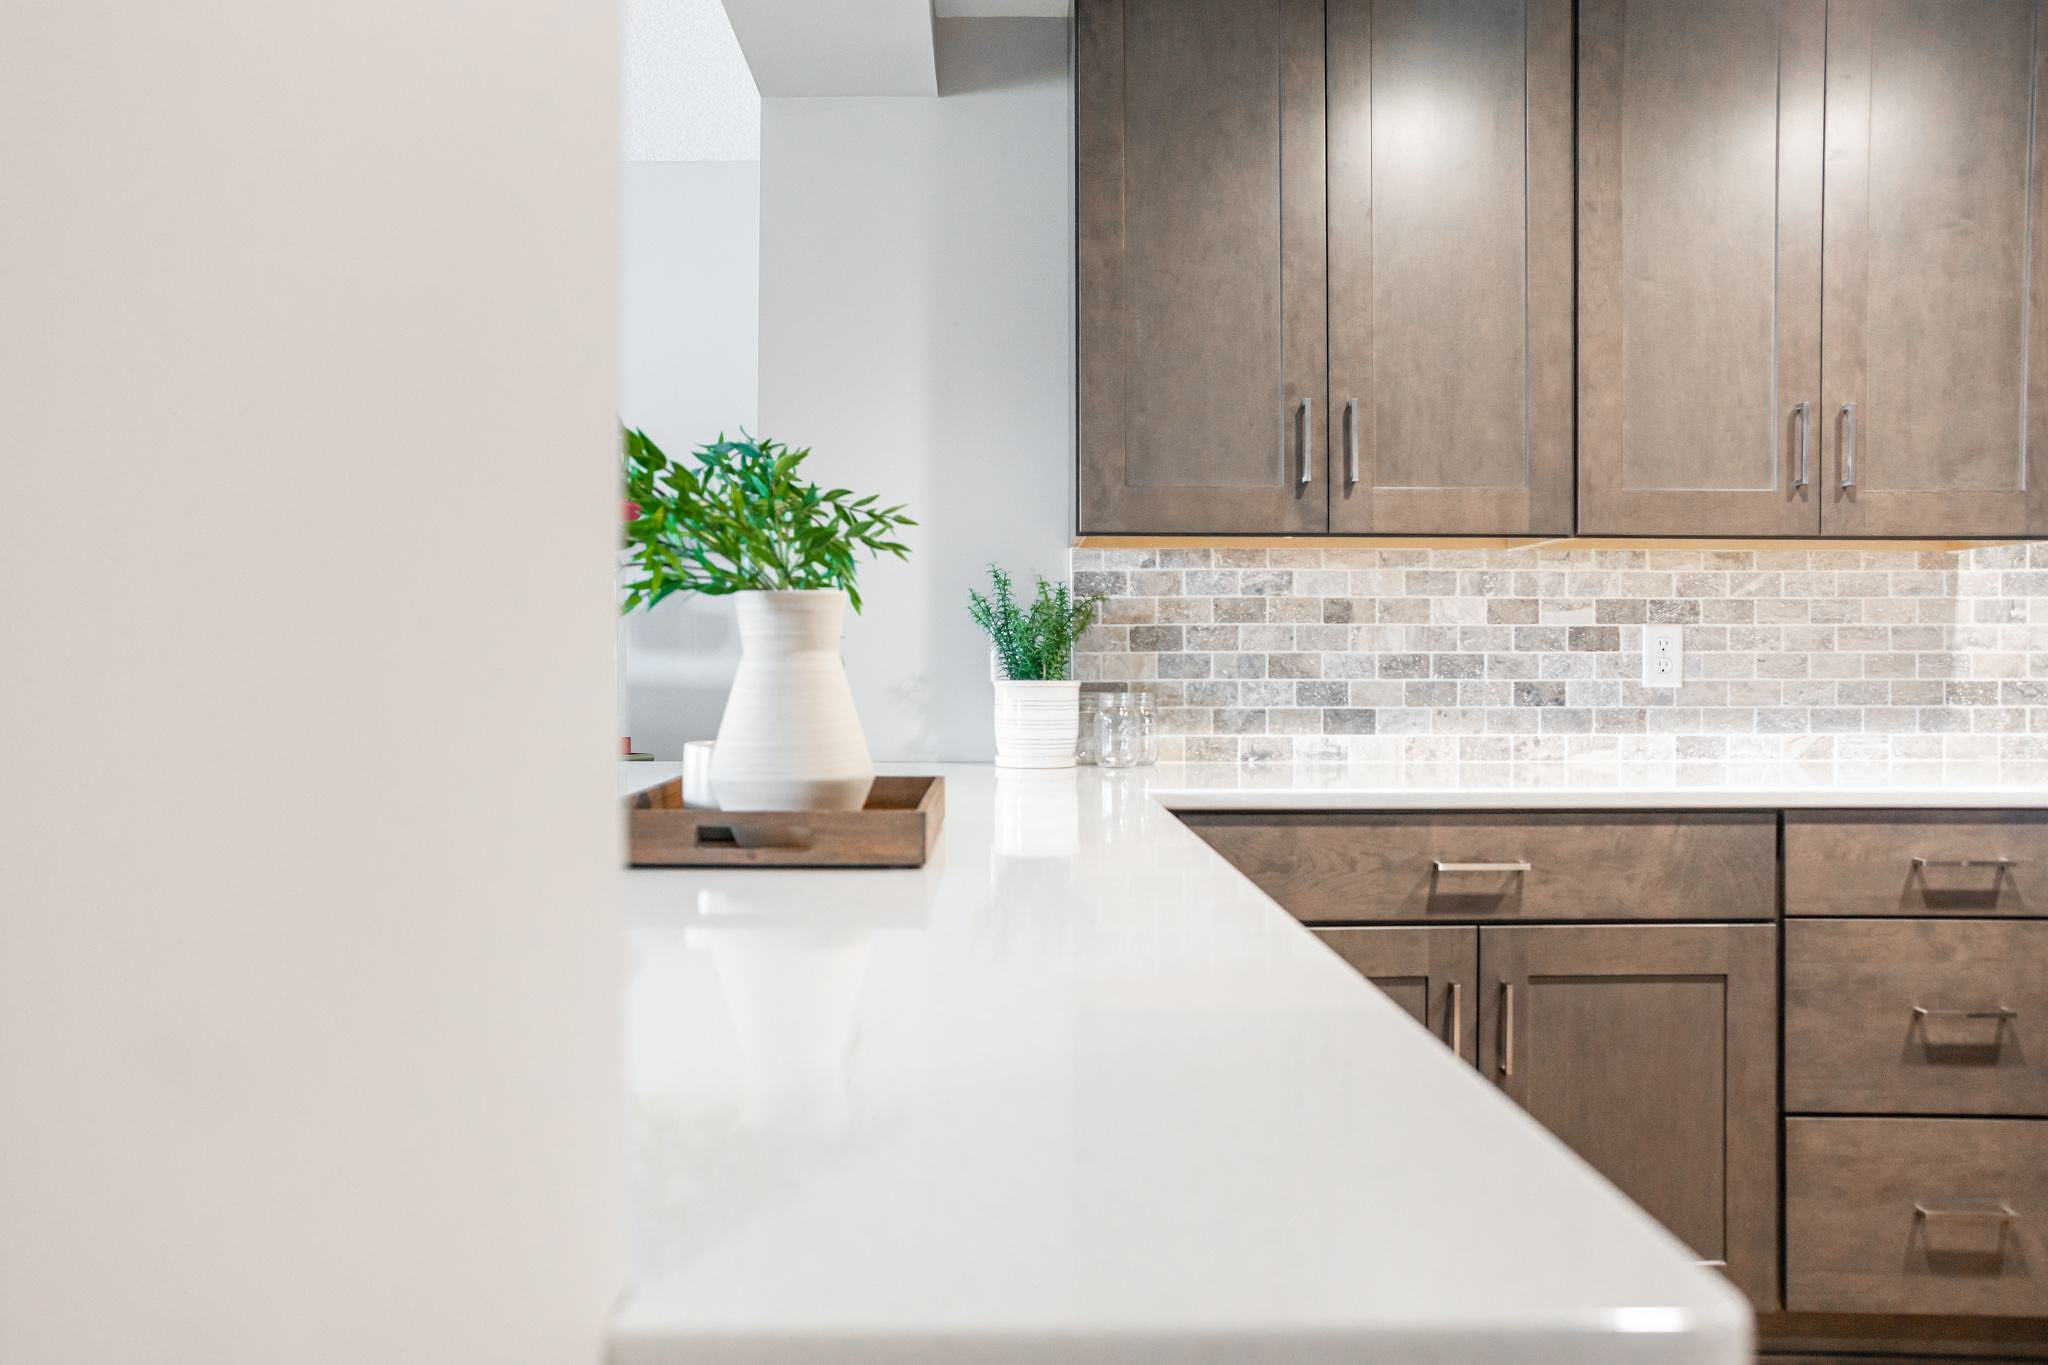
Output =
[
  {"x1": 620, "y1": 427, "x2": 913, "y2": 614},
  {"x1": 967, "y1": 564, "x2": 1105, "y2": 682}
]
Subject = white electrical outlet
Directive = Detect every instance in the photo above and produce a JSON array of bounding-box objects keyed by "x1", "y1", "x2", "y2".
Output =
[{"x1": 1642, "y1": 624, "x2": 1683, "y2": 687}]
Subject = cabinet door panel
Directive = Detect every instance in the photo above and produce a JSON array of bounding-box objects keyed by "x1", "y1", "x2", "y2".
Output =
[
  {"x1": 1076, "y1": 0, "x2": 1327, "y2": 534},
  {"x1": 1326, "y1": 0, "x2": 1572, "y2": 534},
  {"x1": 1314, "y1": 926, "x2": 1478, "y2": 1063},
  {"x1": 1579, "y1": 0, "x2": 1824, "y2": 535},
  {"x1": 1480, "y1": 923, "x2": 1780, "y2": 1309},
  {"x1": 1821, "y1": 0, "x2": 2048, "y2": 536}
]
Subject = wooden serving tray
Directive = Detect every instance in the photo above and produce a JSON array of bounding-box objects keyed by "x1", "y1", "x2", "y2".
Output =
[{"x1": 626, "y1": 775, "x2": 944, "y2": 868}]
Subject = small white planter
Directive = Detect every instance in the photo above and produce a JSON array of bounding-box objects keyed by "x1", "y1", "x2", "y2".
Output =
[
  {"x1": 711, "y1": 589, "x2": 875, "y2": 812},
  {"x1": 992, "y1": 679, "x2": 1081, "y2": 769}
]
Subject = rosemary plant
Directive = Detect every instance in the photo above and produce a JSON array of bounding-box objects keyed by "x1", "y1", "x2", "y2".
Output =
[{"x1": 967, "y1": 564, "x2": 1104, "y2": 682}]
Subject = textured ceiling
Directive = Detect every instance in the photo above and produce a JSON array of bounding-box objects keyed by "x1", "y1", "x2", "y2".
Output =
[{"x1": 624, "y1": 0, "x2": 760, "y2": 161}]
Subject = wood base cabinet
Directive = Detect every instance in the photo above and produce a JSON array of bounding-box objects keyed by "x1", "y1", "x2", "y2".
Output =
[
  {"x1": 1481, "y1": 924, "x2": 1780, "y2": 1309},
  {"x1": 1307, "y1": 911, "x2": 1782, "y2": 1309},
  {"x1": 1313, "y1": 926, "x2": 1477, "y2": 1063},
  {"x1": 1202, "y1": 805, "x2": 2048, "y2": 1343}
]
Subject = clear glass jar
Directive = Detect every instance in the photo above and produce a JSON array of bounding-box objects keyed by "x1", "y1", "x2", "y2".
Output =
[
  {"x1": 1077, "y1": 692, "x2": 1104, "y2": 765},
  {"x1": 1094, "y1": 693, "x2": 1143, "y2": 769},
  {"x1": 1131, "y1": 688, "x2": 1159, "y2": 765}
]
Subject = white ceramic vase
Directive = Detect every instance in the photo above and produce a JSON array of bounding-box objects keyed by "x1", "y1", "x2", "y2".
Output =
[
  {"x1": 991, "y1": 679, "x2": 1080, "y2": 769},
  {"x1": 710, "y1": 589, "x2": 875, "y2": 812}
]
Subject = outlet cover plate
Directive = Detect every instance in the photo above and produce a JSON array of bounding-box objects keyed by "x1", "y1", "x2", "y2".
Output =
[{"x1": 1642, "y1": 624, "x2": 1683, "y2": 688}]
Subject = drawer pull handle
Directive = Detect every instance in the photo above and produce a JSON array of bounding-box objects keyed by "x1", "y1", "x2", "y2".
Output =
[
  {"x1": 1693, "y1": 1259, "x2": 1727, "y2": 1269},
  {"x1": 1915, "y1": 1201, "x2": 2019, "y2": 1225},
  {"x1": 1446, "y1": 979, "x2": 1462, "y2": 1056},
  {"x1": 1910, "y1": 856, "x2": 2017, "y2": 869},
  {"x1": 1433, "y1": 860, "x2": 1532, "y2": 874},
  {"x1": 1912, "y1": 1006, "x2": 2019, "y2": 1022}
]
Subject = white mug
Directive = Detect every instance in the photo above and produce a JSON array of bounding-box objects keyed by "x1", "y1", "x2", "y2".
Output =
[{"x1": 682, "y1": 739, "x2": 718, "y2": 810}]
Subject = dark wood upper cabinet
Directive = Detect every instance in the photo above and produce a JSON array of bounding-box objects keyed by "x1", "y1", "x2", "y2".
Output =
[
  {"x1": 1821, "y1": 0, "x2": 2048, "y2": 537},
  {"x1": 1076, "y1": 0, "x2": 1327, "y2": 534},
  {"x1": 1480, "y1": 923, "x2": 1781, "y2": 1310},
  {"x1": 1578, "y1": 0, "x2": 1826, "y2": 536},
  {"x1": 1079, "y1": 0, "x2": 2048, "y2": 541},
  {"x1": 1326, "y1": 0, "x2": 1574, "y2": 535}
]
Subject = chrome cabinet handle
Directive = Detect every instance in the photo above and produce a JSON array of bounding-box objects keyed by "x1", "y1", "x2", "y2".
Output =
[
  {"x1": 1297, "y1": 397, "x2": 1313, "y2": 488},
  {"x1": 1433, "y1": 860, "x2": 1532, "y2": 874},
  {"x1": 1916, "y1": 1201, "x2": 2020, "y2": 1224},
  {"x1": 1840, "y1": 401, "x2": 1857, "y2": 489},
  {"x1": 1446, "y1": 979, "x2": 1462, "y2": 1056},
  {"x1": 1913, "y1": 1005, "x2": 2020, "y2": 1022},
  {"x1": 1693, "y1": 1259, "x2": 1728, "y2": 1269},
  {"x1": 1498, "y1": 981, "x2": 1515, "y2": 1077},
  {"x1": 1343, "y1": 398, "x2": 1359, "y2": 488},
  {"x1": 1912, "y1": 856, "x2": 2018, "y2": 869},
  {"x1": 1793, "y1": 401, "x2": 1811, "y2": 489}
]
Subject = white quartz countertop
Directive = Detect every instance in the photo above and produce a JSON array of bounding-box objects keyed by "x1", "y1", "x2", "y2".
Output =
[{"x1": 608, "y1": 761, "x2": 2048, "y2": 1365}]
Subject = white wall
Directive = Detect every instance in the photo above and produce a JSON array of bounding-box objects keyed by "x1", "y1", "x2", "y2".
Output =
[
  {"x1": 619, "y1": 161, "x2": 761, "y2": 757},
  {"x1": 759, "y1": 18, "x2": 1076, "y2": 760},
  {"x1": 0, "y1": 2, "x2": 621, "y2": 1363}
]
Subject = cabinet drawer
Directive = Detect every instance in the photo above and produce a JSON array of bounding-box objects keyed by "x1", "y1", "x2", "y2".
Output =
[
  {"x1": 1180, "y1": 811, "x2": 1776, "y2": 923},
  {"x1": 1787, "y1": 919, "x2": 2048, "y2": 1116},
  {"x1": 1787, "y1": 1117, "x2": 2048, "y2": 1318},
  {"x1": 1786, "y1": 812, "x2": 2048, "y2": 917}
]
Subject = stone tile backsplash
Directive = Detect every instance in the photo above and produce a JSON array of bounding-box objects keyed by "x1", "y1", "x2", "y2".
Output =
[{"x1": 1070, "y1": 543, "x2": 2048, "y2": 786}]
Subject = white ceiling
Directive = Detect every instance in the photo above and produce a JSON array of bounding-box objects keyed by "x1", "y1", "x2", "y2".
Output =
[{"x1": 626, "y1": 0, "x2": 1073, "y2": 131}]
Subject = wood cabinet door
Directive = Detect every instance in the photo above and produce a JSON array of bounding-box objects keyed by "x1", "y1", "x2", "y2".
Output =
[
  {"x1": 1323, "y1": 0, "x2": 1572, "y2": 535},
  {"x1": 1820, "y1": 0, "x2": 2048, "y2": 537},
  {"x1": 1314, "y1": 926, "x2": 1477, "y2": 1063},
  {"x1": 1479, "y1": 923, "x2": 1780, "y2": 1309},
  {"x1": 1577, "y1": 0, "x2": 1825, "y2": 535},
  {"x1": 1075, "y1": 0, "x2": 1327, "y2": 534}
]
